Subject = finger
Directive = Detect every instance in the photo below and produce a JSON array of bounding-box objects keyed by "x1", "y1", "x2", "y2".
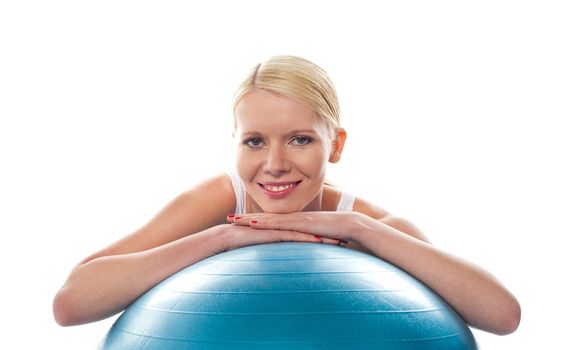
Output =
[
  {"x1": 266, "y1": 230, "x2": 341, "y2": 245},
  {"x1": 226, "y1": 214, "x2": 237, "y2": 223},
  {"x1": 249, "y1": 213, "x2": 342, "y2": 238},
  {"x1": 232, "y1": 213, "x2": 351, "y2": 245},
  {"x1": 320, "y1": 237, "x2": 340, "y2": 245},
  {"x1": 227, "y1": 214, "x2": 255, "y2": 225},
  {"x1": 247, "y1": 212, "x2": 307, "y2": 231},
  {"x1": 233, "y1": 213, "x2": 280, "y2": 226},
  {"x1": 265, "y1": 229, "x2": 323, "y2": 244},
  {"x1": 252, "y1": 213, "x2": 348, "y2": 245}
]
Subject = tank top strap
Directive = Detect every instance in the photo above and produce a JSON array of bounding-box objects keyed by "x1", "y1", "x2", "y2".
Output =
[
  {"x1": 226, "y1": 170, "x2": 246, "y2": 215},
  {"x1": 336, "y1": 191, "x2": 356, "y2": 212}
]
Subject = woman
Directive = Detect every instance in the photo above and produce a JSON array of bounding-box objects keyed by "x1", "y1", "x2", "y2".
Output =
[{"x1": 53, "y1": 55, "x2": 520, "y2": 335}]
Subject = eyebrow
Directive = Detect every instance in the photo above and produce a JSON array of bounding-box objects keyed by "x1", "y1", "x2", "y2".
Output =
[{"x1": 239, "y1": 129, "x2": 320, "y2": 137}]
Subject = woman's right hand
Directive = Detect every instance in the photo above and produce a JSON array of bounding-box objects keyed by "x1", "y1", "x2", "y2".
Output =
[{"x1": 215, "y1": 222, "x2": 339, "y2": 253}]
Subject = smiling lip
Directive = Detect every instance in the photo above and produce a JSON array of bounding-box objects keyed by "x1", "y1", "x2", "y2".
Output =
[{"x1": 258, "y1": 180, "x2": 302, "y2": 199}]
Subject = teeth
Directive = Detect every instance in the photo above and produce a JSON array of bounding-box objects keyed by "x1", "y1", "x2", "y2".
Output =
[{"x1": 264, "y1": 183, "x2": 295, "y2": 192}]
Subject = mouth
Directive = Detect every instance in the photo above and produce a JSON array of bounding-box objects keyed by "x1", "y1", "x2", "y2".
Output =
[{"x1": 257, "y1": 180, "x2": 302, "y2": 198}]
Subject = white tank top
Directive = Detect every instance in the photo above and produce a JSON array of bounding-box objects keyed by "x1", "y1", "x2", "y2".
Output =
[{"x1": 226, "y1": 171, "x2": 355, "y2": 214}]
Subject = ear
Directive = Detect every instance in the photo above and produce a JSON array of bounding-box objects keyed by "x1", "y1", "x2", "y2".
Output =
[{"x1": 328, "y1": 128, "x2": 347, "y2": 163}]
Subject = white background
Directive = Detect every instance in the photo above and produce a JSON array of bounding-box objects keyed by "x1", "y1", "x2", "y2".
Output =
[{"x1": 1, "y1": 1, "x2": 569, "y2": 348}]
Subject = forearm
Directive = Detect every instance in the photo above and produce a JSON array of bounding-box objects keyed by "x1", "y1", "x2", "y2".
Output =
[
  {"x1": 353, "y1": 215, "x2": 520, "y2": 335},
  {"x1": 53, "y1": 227, "x2": 223, "y2": 326}
]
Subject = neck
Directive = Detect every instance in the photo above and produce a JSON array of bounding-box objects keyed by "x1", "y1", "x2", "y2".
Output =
[{"x1": 247, "y1": 190, "x2": 324, "y2": 213}]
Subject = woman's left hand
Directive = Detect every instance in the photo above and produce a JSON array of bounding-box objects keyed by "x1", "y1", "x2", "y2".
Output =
[{"x1": 227, "y1": 211, "x2": 368, "y2": 245}]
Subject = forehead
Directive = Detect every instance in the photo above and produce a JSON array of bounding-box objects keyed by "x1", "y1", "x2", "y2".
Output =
[{"x1": 235, "y1": 89, "x2": 326, "y2": 133}]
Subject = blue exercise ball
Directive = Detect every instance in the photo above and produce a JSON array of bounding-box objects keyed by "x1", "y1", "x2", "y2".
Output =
[{"x1": 100, "y1": 242, "x2": 477, "y2": 349}]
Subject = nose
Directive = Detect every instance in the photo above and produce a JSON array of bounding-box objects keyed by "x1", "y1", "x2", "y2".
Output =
[{"x1": 263, "y1": 145, "x2": 290, "y2": 177}]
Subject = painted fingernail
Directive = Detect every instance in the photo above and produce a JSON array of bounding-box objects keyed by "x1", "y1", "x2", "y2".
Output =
[
  {"x1": 227, "y1": 214, "x2": 236, "y2": 218},
  {"x1": 314, "y1": 235, "x2": 321, "y2": 240},
  {"x1": 250, "y1": 220, "x2": 258, "y2": 225},
  {"x1": 235, "y1": 216, "x2": 242, "y2": 220}
]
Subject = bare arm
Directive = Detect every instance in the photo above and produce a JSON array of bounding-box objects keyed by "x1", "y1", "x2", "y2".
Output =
[
  {"x1": 52, "y1": 174, "x2": 236, "y2": 326},
  {"x1": 231, "y1": 200, "x2": 521, "y2": 335},
  {"x1": 53, "y1": 174, "x2": 327, "y2": 326},
  {"x1": 54, "y1": 226, "x2": 228, "y2": 326},
  {"x1": 351, "y1": 197, "x2": 520, "y2": 334},
  {"x1": 353, "y1": 213, "x2": 521, "y2": 335}
]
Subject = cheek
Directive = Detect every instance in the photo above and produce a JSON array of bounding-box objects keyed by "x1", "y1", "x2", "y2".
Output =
[
  {"x1": 236, "y1": 150, "x2": 257, "y2": 180},
  {"x1": 302, "y1": 149, "x2": 329, "y2": 178}
]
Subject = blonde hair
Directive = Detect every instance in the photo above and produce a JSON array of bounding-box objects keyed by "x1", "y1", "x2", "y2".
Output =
[{"x1": 233, "y1": 55, "x2": 341, "y2": 139}]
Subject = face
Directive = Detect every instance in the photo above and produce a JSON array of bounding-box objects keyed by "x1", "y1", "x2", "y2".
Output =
[{"x1": 235, "y1": 89, "x2": 345, "y2": 214}]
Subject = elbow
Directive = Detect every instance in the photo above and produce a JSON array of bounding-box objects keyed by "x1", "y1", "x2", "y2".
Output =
[
  {"x1": 498, "y1": 298, "x2": 521, "y2": 335},
  {"x1": 468, "y1": 292, "x2": 521, "y2": 335},
  {"x1": 53, "y1": 287, "x2": 82, "y2": 327},
  {"x1": 489, "y1": 296, "x2": 521, "y2": 335}
]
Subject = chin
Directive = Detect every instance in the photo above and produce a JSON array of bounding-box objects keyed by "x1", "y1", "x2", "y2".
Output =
[
  {"x1": 261, "y1": 205, "x2": 301, "y2": 214},
  {"x1": 257, "y1": 201, "x2": 304, "y2": 214}
]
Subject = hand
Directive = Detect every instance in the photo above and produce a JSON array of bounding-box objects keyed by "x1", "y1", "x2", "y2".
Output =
[
  {"x1": 226, "y1": 212, "x2": 367, "y2": 245},
  {"x1": 215, "y1": 223, "x2": 329, "y2": 253}
]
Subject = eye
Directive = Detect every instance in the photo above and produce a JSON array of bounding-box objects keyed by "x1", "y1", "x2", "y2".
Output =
[
  {"x1": 290, "y1": 136, "x2": 313, "y2": 146},
  {"x1": 244, "y1": 137, "x2": 264, "y2": 149}
]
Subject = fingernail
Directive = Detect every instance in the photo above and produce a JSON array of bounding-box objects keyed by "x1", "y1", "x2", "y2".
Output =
[
  {"x1": 250, "y1": 220, "x2": 257, "y2": 225},
  {"x1": 313, "y1": 235, "x2": 321, "y2": 240},
  {"x1": 227, "y1": 214, "x2": 236, "y2": 218},
  {"x1": 234, "y1": 216, "x2": 242, "y2": 220}
]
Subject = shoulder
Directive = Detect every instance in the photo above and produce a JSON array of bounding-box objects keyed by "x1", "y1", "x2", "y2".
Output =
[
  {"x1": 322, "y1": 186, "x2": 390, "y2": 216},
  {"x1": 79, "y1": 173, "x2": 237, "y2": 264},
  {"x1": 183, "y1": 173, "x2": 236, "y2": 214},
  {"x1": 353, "y1": 196, "x2": 430, "y2": 243},
  {"x1": 352, "y1": 196, "x2": 390, "y2": 219},
  {"x1": 143, "y1": 172, "x2": 237, "y2": 236},
  {"x1": 323, "y1": 186, "x2": 429, "y2": 242},
  {"x1": 191, "y1": 172, "x2": 235, "y2": 196},
  {"x1": 146, "y1": 172, "x2": 237, "y2": 235}
]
